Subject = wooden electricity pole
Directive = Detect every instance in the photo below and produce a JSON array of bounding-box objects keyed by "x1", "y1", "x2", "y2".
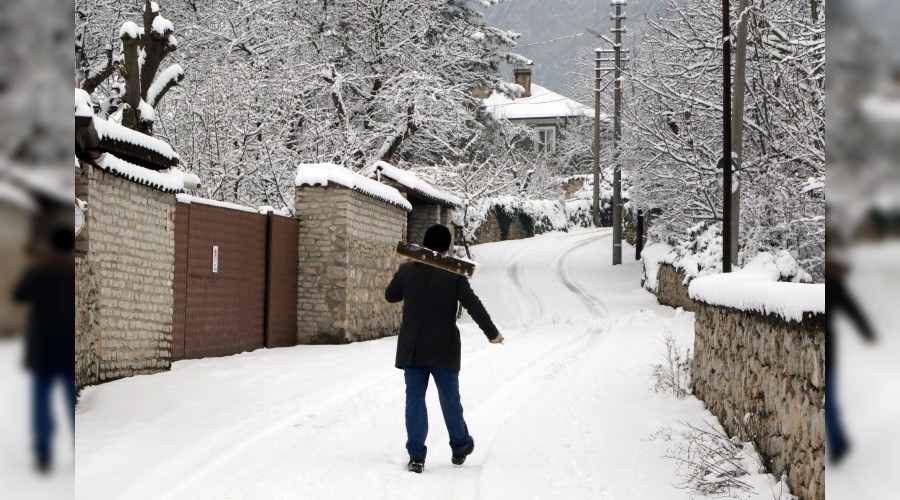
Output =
[
  {"x1": 611, "y1": 0, "x2": 626, "y2": 265},
  {"x1": 729, "y1": 0, "x2": 750, "y2": 267},
  {"x1": 721, "y1": 0, "x2": 733, "y2": 273},
  {"x1": 593, "y1": 48, "x2": 602, "y2": 227}
]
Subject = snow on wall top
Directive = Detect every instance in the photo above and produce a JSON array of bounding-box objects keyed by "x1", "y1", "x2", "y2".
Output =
[
  {"x1": 295, "y1": 163, "x2": 412, "y2": 211},
  {"x1": 177, "y1": 194, "x2": 292, "y2": 216},
  {"x1": 176, "y1": 194, "x2": 257, "y2": 214},
  {"x1": 362, "y1": 161, "x2": 461, "y2": 207},
  {"x1": 97, "y1": 153, "x2": 185, "y2": 193},
  {"x1": 688, "y1": 254, "x2": 825, "y2": 323},
  {"x1": 0, "y1": 181, "x2": 37, "y2": 212},
  {"x1": 92, "y1": 116, "x2": 179, "y2": 162},
  {"x1": 483, "y1": 83, "x2": 604, "y2": 121},
  {"x1": 171, "y1": 169, "x2": 200, "y2": 189},
  {"x1": 860, "y1": 94, "x2": 900, "y2": 125},
  {"x1": 639, "y1": 243, "x2": 675, "y2": 292}
]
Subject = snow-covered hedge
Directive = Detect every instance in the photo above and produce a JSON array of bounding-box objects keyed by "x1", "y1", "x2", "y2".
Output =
[
  {"x1": 453, "y1": 174, "x2": 623, "y2": 245},
  {"x1": 454, "y1": 196, "x2": 568, "y2": 244}
]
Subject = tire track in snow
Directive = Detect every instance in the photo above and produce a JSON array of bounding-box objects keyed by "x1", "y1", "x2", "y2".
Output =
[
  {"x1": 452, "y1": 326, "x2": 604, "y2": 499},
  {"x1": 131, "y1": 366, "x2": 402, "y2": 500},
  {"x1": 503, "y1": 238, "x2": 546, "y2": 324},
  {"x1": 553, "y1": 232, "x2": 611, "y2": 318}
]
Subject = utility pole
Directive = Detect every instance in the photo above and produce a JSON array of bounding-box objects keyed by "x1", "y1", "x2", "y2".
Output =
[
  {"x1": 611, "y1": 0, "x2": 626, "y2": 265},
  {"x1": 720, "y1": 0, "x2": 733, "y2": 273},
  {"x1": 593, "y1": 48, "x2": 602, "y2": 227},
  {"x1": 730, "y1": 0, "x2": 750, "y2": 268}
]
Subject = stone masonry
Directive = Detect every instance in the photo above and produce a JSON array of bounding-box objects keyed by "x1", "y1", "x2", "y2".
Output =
[
  {"x1": 408, "y1": 202, "x2": 441, "y2": 247},
  {"x1": 75, "y1": 254, "x2": 100, "y2": 389},
  {"x1": 692, "y1": 303, "x2": 825, "y2": 500},
  {"x1": 295, "y1": 185, "x2": 406, "y2": 344},
  {"x1": 474, "y1": 207, "x2": 531, "y2": 244},
  {"x1": 654, "y1": 263, "x2": 698, "y2": 312},
  {"x1": 76, "y1": 164, "x2": 175, "y2": 389}
]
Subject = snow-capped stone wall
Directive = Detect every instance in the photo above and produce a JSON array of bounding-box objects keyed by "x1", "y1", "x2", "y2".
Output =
[
  {"x1": 295, "y1": 184, "x2": 407, "y2": 344},
  {"x1": 75, "y1": 164, "x2": 176, "y2": 389},
  {"x1": 692, "y1": 302, "x2": 825, "y2": 500},
  {"x1": 463, "y1": 198, "x2": 568, "y2": 245},
  {"x1": 75, "y1": 254, "x2": 100, "y2": 390},
  {"x1": 653, "y1": 263, "x2": 698, "y2": 312}
]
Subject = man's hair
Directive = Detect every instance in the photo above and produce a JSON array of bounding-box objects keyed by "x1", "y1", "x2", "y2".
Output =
[{"x1": 422, "y1": 224, "x2": 452, "y2": 252}]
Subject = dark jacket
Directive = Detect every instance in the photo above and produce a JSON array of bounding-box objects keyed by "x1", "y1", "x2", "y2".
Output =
[
  {"x1": 14, "y1": 265, "x2": 75, "y2": 372},
  {"x1": 386, "y1": 262, "x2": 499, "y2": 371},
  {"x1": 825, "y1": 276, "x2": 874, "y2": 370}
]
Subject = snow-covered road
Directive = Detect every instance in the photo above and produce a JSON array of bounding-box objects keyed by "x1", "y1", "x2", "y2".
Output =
[{"x1": 75, "y1": 229, "x2": 782, "y2": 499}]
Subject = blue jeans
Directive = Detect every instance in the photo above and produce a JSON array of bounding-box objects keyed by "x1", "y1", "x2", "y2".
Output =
[
  {"x1": 32, "y1": 369, "x2": 75, "y2": 463},
  {"x1": 404, "y1": 365, "x2": 470, "y2": 461},
  {"x1": 825, "y1": 370, "x2": 849, "y2": 459}
]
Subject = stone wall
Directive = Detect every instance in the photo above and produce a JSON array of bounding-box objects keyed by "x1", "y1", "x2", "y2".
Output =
[
  {"x1": 296, "y1": 185, "x2": 405, "y2": 344},
  {"x1": 346, "y1": 190, "x2": 406, "y2": 341},
  {"x1": 76, "y1": 165, "x2": 175, "y2": 388},
  {"x1": 474, "y1": 207, "x2": 532, "y2": 244},
  {"x1": 408, "y1": 202, "x2": 441, "y2": 247},
  {"x1": 654, "y1": 263, "x2": 698, "y2": 311},
  {"x1": 75, "y1": 254, "x2": 99, "y2": 389},
  {"x1": 692, "y1": 303, "x2": 825, "y2": 500}
]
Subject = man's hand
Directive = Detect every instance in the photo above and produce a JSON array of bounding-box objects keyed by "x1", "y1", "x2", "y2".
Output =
[{"x1": 490, "y1": 333, "x2": 504, "y2": 344}]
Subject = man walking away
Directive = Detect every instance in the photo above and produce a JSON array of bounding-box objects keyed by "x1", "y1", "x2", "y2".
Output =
[
  {"x1": 14, "y1": 228, "x2": 75, "y2": 473},
  {"x1": 385, "y1": 224, "x2": 503, "y2": 473},
  {"x1": 825, "y1": 222, "x2": 876, "y2": 465}
]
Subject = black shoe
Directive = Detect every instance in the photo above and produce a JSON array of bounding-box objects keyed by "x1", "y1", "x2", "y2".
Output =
[
  {"x1": 36, "y1": 455, "x2": 51, "y2": 474},
  {"x1": 830, "y1": 444, "x2": 851, "y2": 466},
  {"x1": 452, "y1": 437, "x2": 475, "y2": 465},
  {"x1": 407, "y1": 458, "x2": 424, "y2": 473}
]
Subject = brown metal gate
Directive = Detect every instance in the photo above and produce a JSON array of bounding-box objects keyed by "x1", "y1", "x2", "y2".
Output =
[
  {"x1": 264, "y1": 213, "x2": 299, "y2": 348},
  {"x1": 173, "y1": 202, "x2": 298, "y2": 360}
]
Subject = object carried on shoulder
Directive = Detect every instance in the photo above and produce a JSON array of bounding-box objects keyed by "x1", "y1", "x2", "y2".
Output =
[{"x1": 395, "y1": 241, "x2": 477, "y2": 278}]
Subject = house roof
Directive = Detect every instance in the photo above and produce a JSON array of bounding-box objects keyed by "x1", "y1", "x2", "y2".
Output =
[
  {"x1": 483, "y1": 83, "x2": 606, "y2": 121},
  {"x1": 363, "y1": 161, "x2": 462, "y2": 208},
  {"x1": 76, "y1": 89, "x2": 194, "y2": 193},
  {"x1": 95, "y1": 153, "x2": 188, "y2": 193}
]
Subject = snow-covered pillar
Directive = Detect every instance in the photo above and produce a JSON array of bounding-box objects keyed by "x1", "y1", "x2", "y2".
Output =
[{"x1": 295, "y1": 164, "x2": 410, "y2": 344}]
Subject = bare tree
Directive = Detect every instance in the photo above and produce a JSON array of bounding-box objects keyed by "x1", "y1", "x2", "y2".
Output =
[{"x1": 621, "y1": 0, "x2": 825, "y2": 279}]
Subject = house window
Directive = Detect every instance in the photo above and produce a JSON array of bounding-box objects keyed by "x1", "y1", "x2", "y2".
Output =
[{"x1": 535, "y1": 126, "x2": 556, "y2": 154}]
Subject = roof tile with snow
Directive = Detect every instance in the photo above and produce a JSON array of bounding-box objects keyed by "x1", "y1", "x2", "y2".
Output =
[
  {"x1": 483, "y1": 83, "x2": 606, "y2": 121},
  {"x1": 362, "y1": 161, "x2": 461, "y2": 208},
  {"x1": 295, "y1": 163, "x2": 412, "y2": 211},
  {"x1": 75, "y1": 88, "x2": 179, "y2": 170}
]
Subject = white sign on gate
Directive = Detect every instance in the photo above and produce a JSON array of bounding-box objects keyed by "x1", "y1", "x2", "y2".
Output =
[{"x1": 212, "y1": 245, "x2": 219, "y2": 273}]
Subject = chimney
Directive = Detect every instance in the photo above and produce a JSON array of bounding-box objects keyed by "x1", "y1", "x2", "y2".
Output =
[{"x1": 514, "y1": 67, "x2": 532, "y2": 98}]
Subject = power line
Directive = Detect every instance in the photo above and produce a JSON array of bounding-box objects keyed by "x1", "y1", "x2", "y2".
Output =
[{"x1": 517, "y1": 31, "x2": 586, "y2": 48}]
